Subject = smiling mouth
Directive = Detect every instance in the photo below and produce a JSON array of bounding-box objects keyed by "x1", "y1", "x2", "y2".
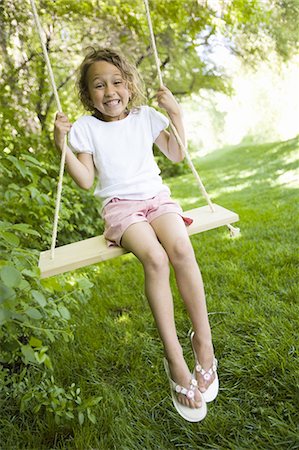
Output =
[{"x1": 104, "y1": 99, "x2": 120, "y2": 107}]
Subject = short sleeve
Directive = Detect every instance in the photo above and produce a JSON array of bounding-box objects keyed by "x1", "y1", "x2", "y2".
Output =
[
  {"x1": 148, "y1": 106, "x2": 169, "y2": 141},
  {"x1": 68, "y1": 119, "x2": 94, "y2": 154}
]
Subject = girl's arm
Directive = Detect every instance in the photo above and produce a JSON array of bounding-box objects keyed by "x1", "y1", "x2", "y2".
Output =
[
  {"x1": 154, "y1": 86, "x2": 186, "y2": 163},
  {"x1": 54, "y1": 113, "x2": 95, "y2": 189}
]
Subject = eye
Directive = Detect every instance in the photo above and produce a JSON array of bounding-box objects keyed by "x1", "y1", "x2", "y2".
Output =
[
  {"x1": 114, "y1": 80, "x2": 123, "y2": 85},
  {"x1": 95, "y1": 83, "x2": 104, "y2": 89}
]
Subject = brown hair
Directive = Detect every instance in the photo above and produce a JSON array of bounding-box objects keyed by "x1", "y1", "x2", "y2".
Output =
[{"x1": 78, "y1": 47, "x2": 145, "y2": 114}]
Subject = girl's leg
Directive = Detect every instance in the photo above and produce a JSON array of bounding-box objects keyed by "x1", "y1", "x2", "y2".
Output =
[
  {"x1": 121, "y1": 221, "x2": 202, "y2": 408},
  {"x1": 151, "y1": 213, "x2": 215, "y2": 393}
]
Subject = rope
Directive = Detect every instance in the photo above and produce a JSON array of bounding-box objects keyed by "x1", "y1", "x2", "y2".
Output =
[
  {"x1": 143, "y1": 0, "x2": 215, "y2": 212},
  {"x1": 30, "y1": 0, "x2": 67, "y2": 259}
]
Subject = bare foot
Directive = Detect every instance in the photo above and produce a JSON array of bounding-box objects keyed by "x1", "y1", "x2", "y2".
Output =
[
  {"x1": 191, "y1": 334, "x2": 216, "y2": 393},
  {"x1": 166, "y1": 353, "x2": 202, "y2": 409}
]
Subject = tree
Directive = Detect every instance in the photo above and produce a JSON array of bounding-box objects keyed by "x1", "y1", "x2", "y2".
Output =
[{"x1": 1, "y1": 0, "x2": 298, "y2": 134}]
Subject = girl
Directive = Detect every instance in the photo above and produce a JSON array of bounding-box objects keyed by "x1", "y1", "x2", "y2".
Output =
[{"x1": 54, "y1": 47, "x2": 218, "y2": 422}]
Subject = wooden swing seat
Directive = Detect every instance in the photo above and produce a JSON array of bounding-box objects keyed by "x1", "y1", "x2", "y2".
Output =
[{"x1": 39, "y1": 203, "x2": 239, "y2": 279}]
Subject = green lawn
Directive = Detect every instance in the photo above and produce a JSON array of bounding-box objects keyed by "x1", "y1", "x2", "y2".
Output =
[{"x1": 2, "y1": 137, "x2": 299, "y2": 449}]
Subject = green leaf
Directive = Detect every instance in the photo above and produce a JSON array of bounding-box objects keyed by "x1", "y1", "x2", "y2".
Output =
[
  {"x1": 25, "y1": 308, "x2": 42, "y2": 320},
  {"x1": 78, "y1": 412, "x2": 84, "y2": 425},
  {"x1": 89, "y1": 396, "x2": 102, "y2": 406},
  {"x1": 54, "y1": 415, "x2": 61, "y2": 425},
  {"x1": 22, "y1": 154, "x2": 43, "y2": 166},
  {"x1": 35, "y1": 352, "x2": 47, "y2": 363},
  {"x1": 22, "y1": 269, "x2": 38, "y2": 278},
  {"x1": 87, "y1": 412, "x2": 96, "y2": 424},
  {"x1": 58, "y1": 305, "x2": 71, "y2": 320},
  {"x1": 1, "y1": 232, "x2": 20, "y2": 247},
  {"x1": 0, "y1": 284, "x2": 16, "y2": 302},
  {"x1": 0, "y1": 266, "x2": 22, "y2": 288},
  {"x1": 45, "y1": 329, "x2": 55, "y2": 342},
  {"x1": 12, "y1": 224, "x2": 40, "y2": 236},
  {"x1": 21, "y1": 345, "x2": 37, "y2": 364},
  {"x1": 29, "y1": 336, "x2": 43, "y2": 348},
  {"x1": 44, "y1": 355, "x2": 53, "y2": 370},
  {"x1": 0, "y1": 221, "x2": 11, "y2": 230},
  {"x1": 32, "y1": 290, "x2": 47, "y2": 307},
  {"x1": 0, "y1": 308, "x2": 11, "y2": 324},
  {"x1": 33, "y1": 404, "x2": 42, "y2": 414},
  {"x1": 20, "y1": 391, "x2": 34, "y2": 412},
  {"x1": 18, "y1": 279, "x2": 30, "y2": 290},
  {"x1": 77, "y1": 278, "x2": 94, "y2": 290},
  {"x1": 7, "y1": 155, "x2": 28, "y2": 178}
]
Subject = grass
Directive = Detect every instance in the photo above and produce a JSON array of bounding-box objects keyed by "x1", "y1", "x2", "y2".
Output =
[{"x1": 2, "y1": 137, "x2": 299, "y2": 449}]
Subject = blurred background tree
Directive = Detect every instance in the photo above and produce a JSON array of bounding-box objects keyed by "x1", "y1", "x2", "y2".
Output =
[{"x1": 1, "y1": 0, "x2": 298, "y2": 133}]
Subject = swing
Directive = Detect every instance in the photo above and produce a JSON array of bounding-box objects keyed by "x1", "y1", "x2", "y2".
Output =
[{"x1": 30, "y1": 0, "x2": 240, "y2": 279}]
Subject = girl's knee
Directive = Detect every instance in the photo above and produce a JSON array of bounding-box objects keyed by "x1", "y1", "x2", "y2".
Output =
[
  {"x1": 142, "y1": 247, "x2": 169, "y2": 273},
  {"x1": 170, "y1": 237, "x2": 195, "y2": 265}
]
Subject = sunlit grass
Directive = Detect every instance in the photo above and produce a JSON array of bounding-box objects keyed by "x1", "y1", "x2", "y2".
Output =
[{"x1": 274, "y1": 169, "x2": 299, "y2": 188}]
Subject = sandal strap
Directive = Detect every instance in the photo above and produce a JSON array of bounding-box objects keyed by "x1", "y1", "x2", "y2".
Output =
[
  {"x1": 170, "y1": 377, "x2": 198, "y2": 400},
  {"x1": 195, "y1": 358, "x2": 218, "y2": 381}
]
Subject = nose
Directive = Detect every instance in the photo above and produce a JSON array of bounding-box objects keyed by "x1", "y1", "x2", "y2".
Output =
[{"x1": 104, "y1": 83, "x2": 115, "y2": 97}]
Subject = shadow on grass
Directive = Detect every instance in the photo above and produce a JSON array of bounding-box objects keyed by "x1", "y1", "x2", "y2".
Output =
[{"x1": 168, "y1": 136, "x2": 299, "y2": 210}]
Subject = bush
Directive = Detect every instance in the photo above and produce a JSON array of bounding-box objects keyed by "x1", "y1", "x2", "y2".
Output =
[
  {"x1": 154, "y1": 143, "x2": 190, "y2": 178},
  {"x1": 0, "y1": 130, "x2": 104, "y2": 250},
  {"x1": 0, "y1": 126, "x2": 105, "y2": 425},
  {"x1": 0, "y1": 216, "x2": 101, "y2": 423}
]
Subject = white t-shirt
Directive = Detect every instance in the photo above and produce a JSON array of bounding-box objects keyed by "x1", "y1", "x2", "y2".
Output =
[{"x1": 68, "y1": 106, "x2": 170, "y2": 208}]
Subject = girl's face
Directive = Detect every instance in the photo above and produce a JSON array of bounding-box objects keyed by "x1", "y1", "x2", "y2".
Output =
[{"x1": 87, "y1": 61, "x2": 131, "y2": 121}]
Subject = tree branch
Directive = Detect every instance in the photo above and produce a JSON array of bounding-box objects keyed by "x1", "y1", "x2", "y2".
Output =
[
  {"x1": 136, "y1": 46, "x2": 152, "y2": 67},
  {"x1": 43, "y1": 69, "x2": 77, "y2": 123}
]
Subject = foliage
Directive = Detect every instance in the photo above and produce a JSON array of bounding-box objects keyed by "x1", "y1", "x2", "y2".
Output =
[
  {"x1": 0, "y1": 133, "x2": 104, "y2": 248},
  {"x1": 0, "y1": 106, "x2": 105, "y2": 425},
  {"x1": 0, "y1": 215, "x2": 98, "y2": 425},
  {"x1": 266, "y1": 0, "x2": 299, "y2": 60},
  {"x1": 1, "y1": 0, "x2": 298, "y2": 133},
  {"x1": 153, "y1": 143, "x2": 190, "y2": 178},
  {"x1": 20, "y1": 375, "x2": 102, "y2": 426}
]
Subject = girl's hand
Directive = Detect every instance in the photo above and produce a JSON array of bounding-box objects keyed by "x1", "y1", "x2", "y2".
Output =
[
  {"x1": 54, "y1": 112, "x2": 72, "y2": 151},
  {"x1": 156, "y1": 86, "x2": 181, "y2": 116}
]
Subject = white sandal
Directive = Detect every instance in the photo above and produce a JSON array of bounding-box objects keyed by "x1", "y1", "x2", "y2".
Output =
[
  {"x1": 163, "y1": 358, "x2": 207, "y2": 422},
  {"x1": 190, "y1": 332, "x2": 219, "y2": 403}
]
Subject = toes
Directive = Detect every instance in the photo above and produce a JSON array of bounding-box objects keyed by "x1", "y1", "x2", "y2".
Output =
[
  {"x1": 191, "y1": 398, "x2": 202, "y2": 409},
  {"x1": 194, "y1": 390, "x2": 203, "y2": 409},
  {"x1": 177, "y1": 394, "x2": 186, "y2": 407},
  {"x1": 197, "y1": 373, "x2": 215, "y2": 392},
  {"x1": 177, "y1": 392, "x2": 202, "y2": 409},
  {"x1": 177, "y1": 394, "x2": 200, "y2": 409},
  {"x1": 180, "y1": 395, "x2": 189, "y2": 406},
  {"x1": 197, "y1": 378, "x2": 207, "y2": 392}
]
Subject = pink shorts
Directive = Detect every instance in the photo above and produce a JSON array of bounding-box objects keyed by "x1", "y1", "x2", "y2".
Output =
[{"x1": 102, "y1": 191, "x2": 193, "y2": 246}]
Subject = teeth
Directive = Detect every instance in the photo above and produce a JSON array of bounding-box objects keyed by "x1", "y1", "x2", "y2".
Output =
[{"x1": 106, "y1": 100, "x2": 119, "y2": 106}]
